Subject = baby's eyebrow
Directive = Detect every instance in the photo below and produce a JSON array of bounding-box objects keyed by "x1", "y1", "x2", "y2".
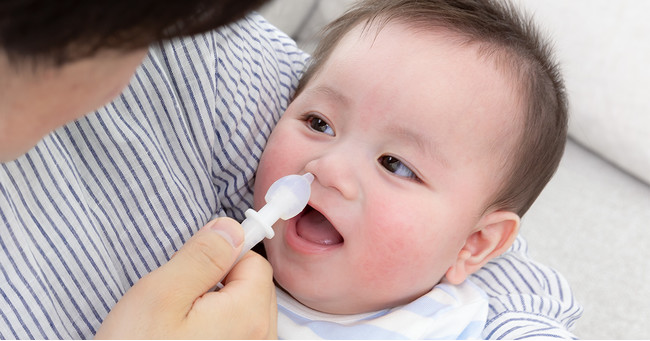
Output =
[
  {"x1": 308, "y1": 85, "x2": 351, "y2": 107},
  {"x1": 386, "y1": 124, "x2": 449, "y2": 169}
]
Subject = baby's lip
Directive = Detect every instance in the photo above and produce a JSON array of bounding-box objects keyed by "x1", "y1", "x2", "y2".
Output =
[{"x1": 295, "y1": 204, "x2": 344, "y2": 246}]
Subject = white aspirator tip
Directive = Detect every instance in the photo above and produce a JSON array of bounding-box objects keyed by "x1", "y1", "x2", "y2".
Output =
[{"x1": 238, "y1": 173, "x2": 314, "y2": 260}]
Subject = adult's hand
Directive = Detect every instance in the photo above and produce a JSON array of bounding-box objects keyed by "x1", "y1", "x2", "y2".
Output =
[{"x1": 95, "y1": 218, "x2": 277, "y2": 339}]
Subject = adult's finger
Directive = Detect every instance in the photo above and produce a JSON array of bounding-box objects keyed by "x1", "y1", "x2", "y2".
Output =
[
  {"x1": 189, "y1": 251, "x2": 278, "y2": 339},
  {"x1": 95, "y1": 218, "x2": 248, "y2": 339},
  {"x1": 154, "y1": 218, "x2": 244, "y2": 308}
]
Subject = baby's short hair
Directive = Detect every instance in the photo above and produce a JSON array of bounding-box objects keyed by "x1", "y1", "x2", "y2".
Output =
[{"x1": 296, "y1": 0, "x2": 567, "y2": 217}]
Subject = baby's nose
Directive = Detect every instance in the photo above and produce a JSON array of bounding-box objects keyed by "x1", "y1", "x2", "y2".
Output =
[{"x1": 304, "y1": 150, "x2": 360, "y2": 201}]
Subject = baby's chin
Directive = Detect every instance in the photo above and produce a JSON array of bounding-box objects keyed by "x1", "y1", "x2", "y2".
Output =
[
  {"x1": 278, "y1": 273, "x2": 446, "y2": 315},
  {"x1": 278, "y1": 282, "x2": 410, "y2": 315},
  {"x1": 276, "y1": 281, "x2": 352, "y2": 314}
]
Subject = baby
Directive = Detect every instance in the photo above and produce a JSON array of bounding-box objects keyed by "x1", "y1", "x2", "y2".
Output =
[{"x1": 253, "y1": 0, "x2": 567, "y2": 338}]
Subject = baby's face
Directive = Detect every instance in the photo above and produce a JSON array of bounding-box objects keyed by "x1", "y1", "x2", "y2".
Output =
[{"x1": 255, "y1": 22, "x2": 521, "y2": 314}]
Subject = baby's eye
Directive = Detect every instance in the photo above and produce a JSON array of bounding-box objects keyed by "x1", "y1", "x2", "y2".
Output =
[
  {"x1": 378, "y1": 155, "x2": 419, "y2": 181},
  {"x1": 305, "y1": 113, "x2": 335, "y2": 136}
]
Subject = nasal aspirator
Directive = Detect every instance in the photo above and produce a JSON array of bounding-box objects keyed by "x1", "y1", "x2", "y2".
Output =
[
  {"x1": 237, "y1": 172, "x2": 314, "y2": 261},
  {"x1": 215, "y1": 173, "x2": 313, "y2": 290}
]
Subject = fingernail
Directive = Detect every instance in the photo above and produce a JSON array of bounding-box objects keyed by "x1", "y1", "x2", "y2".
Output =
[{"x1": 207, "y1": 219, "x2": 244, "y2": 248}]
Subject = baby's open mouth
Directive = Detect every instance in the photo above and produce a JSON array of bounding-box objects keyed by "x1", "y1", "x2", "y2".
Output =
[{"x1": 295, "y1": 205, "x2": 344, "y2": 245}]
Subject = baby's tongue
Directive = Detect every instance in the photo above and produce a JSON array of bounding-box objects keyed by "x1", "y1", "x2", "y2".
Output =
[{"x1": 296, "y1": 208, "x2": 343, "y2": 245}]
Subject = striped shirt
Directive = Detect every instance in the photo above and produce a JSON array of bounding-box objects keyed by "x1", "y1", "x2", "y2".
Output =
[
  {"x1": 472, "y1": 237, "x2": 582, "y2": 339},
  {"x1": 0, "y1": 14, "x2": 581, "y2": 339},
  {"x1": 277, "y1": 279, "x2": 488, "y2": 339}
]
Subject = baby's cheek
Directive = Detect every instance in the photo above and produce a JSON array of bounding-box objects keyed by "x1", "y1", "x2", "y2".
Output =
[{"x1": 358, "y1": 225, "x2": 431, "y2": 292}]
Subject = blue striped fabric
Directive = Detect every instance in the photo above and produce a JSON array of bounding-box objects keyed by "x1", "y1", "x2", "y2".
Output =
[
  {"x1": 0, "y1": 13, "x2": 581, "y2": 339},
  {"x1": 471, "y1": 237, "x2": 583, "y2": 339},
  {"x1": 0, "y1": 14, "x2": 306, "y2": 339}
]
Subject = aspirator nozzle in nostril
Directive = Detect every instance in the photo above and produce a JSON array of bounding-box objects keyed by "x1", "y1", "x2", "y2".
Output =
[
  {"x1": 238, "y1": 173, "x2": 314, "y2": 260},
  {"x1": 264, "y1": 172, "x2": 314, "y2": 220},
  {"x1": 214, "y1": 173, "x2": 314, "y2": 290}
]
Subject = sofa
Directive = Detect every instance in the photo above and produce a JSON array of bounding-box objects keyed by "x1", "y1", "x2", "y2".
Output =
[{"x1": 259, "y1": 0, "x2": 650, "y2": 338}]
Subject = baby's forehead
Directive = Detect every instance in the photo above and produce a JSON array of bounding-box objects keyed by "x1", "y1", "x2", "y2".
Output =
[{"x1": 342, "y1": 19, "x2": 526, "y2": 84}]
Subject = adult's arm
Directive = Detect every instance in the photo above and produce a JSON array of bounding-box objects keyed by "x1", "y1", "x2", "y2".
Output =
[
  {"x1": 208, "y1": 14, "x2": 310, "y2": 222},
  {"x1": 470, "y1": 236, "x2": 583, "y2": 339}
]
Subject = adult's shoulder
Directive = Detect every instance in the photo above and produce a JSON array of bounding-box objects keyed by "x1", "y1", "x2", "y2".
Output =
[
  {"x1": 147, "y1": 13, "x2": 308, "y2": 75},
  {"x1": 141, "y1": 13, "x2": 308, "y2": 109}
]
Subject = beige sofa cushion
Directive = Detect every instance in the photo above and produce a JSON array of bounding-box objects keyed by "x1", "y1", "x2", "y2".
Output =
[{"x1": 514, "y1": 0, "x2": 650, "y2": 184}]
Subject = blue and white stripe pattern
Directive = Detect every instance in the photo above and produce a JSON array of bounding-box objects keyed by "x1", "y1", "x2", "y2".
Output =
[
  {"x1": 0, "y1": 13, "x2": 581, "y2": 340},
  {"x1": 0, "y1": 14, "x2": 306, "y2": 339},
  {"x1": 277, "y1": 279, "x2": 488, "y2": 340},
  {"x1": 472, "y1": 237, "x2": 583, "y2": 339}
]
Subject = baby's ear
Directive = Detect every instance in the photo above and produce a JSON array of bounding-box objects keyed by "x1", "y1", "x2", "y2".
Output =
[{"x1": 445, "y1": 210, "x2": 520, "y2": 285}]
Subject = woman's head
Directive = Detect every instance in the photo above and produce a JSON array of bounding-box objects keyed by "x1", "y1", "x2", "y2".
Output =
[{"x1": 0, "y1": 0, "x2": 268, "y2": 66}]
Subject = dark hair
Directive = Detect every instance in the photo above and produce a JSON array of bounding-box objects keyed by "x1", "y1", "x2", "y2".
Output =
[
  {"x1": 0, "y1": 0, "x2": 268, "y2": 65},
  {"x1": 297, "y1": 0, "x2": 568, "y2": 217}
]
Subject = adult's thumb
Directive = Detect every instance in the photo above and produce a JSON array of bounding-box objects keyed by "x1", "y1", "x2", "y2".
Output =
[{"x1": 149, "y1": 218, "x2": 244, "y2": 309}]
